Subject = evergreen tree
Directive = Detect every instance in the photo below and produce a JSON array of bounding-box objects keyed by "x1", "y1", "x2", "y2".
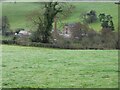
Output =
[
  {"x1": 99, "y1": 14, "x2": 114, "y2": 31},
  {"x1": 109, "y1": 20, "x2": 114, "y2": 31},
  {"x1": 99, "y1": 13, "x2": 105, "y2": 22}
]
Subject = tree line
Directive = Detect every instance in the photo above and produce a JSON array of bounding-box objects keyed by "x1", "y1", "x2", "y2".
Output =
[{"x1": 2, "y1": 2, "x2": 119, "y2": 49}]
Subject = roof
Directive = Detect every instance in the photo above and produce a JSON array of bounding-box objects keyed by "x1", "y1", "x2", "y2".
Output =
[{"x1": 65, "y1": 23, "x2": 77, "y2": 28}]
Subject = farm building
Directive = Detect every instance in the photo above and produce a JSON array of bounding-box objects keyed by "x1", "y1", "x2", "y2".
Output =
[
  {"x1": 61, "y1": 22, "x2": 89, "y2": 39},
  {"x1": 15, "y1": 28, "x2": 31, "y2": 37}
]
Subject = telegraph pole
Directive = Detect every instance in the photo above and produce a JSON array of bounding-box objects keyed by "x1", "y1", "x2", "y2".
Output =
[
  {"x1": 115, "y1": 1, "x2": 120, "y2": 90},
  {"x1": 115, "y1": 1, "x2": 120, "y2": 49}
]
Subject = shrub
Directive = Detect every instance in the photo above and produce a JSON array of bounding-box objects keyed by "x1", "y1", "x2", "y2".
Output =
[
  {"x1": 2, "y1": 40, "x2": 15, "y2": 44},
  {"x1": 52, "y1": 34, "x2": 72, "y2": 49},
  {"x1": 15, "y1": 36, "x2": 31, "y2": 46},
  {"x1": 81, "y1": 10, "x2": 97, "y2": 24},
  {"x1": 99, "y1": 14, "x2": 114, "y2": 31},
  {"x1": 101, "y1": 28, "x2": 118, "y2": 49}
]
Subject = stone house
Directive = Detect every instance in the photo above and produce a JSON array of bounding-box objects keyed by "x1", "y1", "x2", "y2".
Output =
[{"x1": 62, "y1": 22, "x2": 88, "y2": 39}]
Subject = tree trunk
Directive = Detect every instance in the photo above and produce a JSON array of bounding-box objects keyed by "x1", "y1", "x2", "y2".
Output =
[{"x1": 42, "y1": 2, "x2": 62, "y2": 43}]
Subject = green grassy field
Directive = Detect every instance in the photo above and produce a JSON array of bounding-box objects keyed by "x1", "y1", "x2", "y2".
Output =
[
  {"x1": 2, "y1": 45, "x2": 118, "y2": 88},
  {"x1": 2, "y1": 2, "x2": 40, "y2": 30},
  {"x1": 2, "y1": 2, "x2": 118, "y2": 31}
]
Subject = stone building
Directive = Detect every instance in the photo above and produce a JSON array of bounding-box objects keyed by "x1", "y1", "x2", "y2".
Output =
[{"x1": 62, "y1": 22, "x2": 88, "y2": 39}]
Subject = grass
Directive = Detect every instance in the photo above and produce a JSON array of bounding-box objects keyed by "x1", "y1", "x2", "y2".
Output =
[
  {"x1": 2, "y1": 45, "x2": 118, "y2": 88},
  {"x1": 2, "y1": 2, "x2": 41, "y2": 29},
  {"x1": 2, "y1": 2, "x2": 118, "y2": 31},
  {"x1": 61, "y1": 2, "x2": 118, "y2": 31}
]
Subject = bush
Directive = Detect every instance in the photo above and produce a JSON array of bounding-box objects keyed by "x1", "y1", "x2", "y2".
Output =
[
  {"x1": 52, "y1": 34, "x2": 72, "y2": 49},
  {"x1": 82, "y1": 10, "x2": 97, "y2": 24},
  {"x1": 2, "y1": 40, "x2": 15, "y2": 44},
  {"x1": 4, "y1": 31, "x2": 14, "y2": 36},
  {"x1": 15, "y1": 36, "x2": 31, "y2": 46},
  {"x1": 101, "y1": 28, "x2": 118, "y2": 49},
  {"x1": 99, "y1": 14, "x2": 115, "y2": 31}
]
